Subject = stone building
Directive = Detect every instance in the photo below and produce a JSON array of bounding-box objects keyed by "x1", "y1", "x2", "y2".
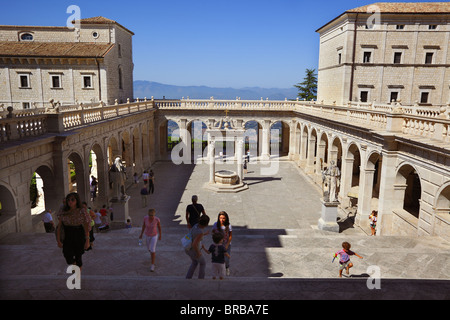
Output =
[
  {"x1": 316, "y1": 2, "x2": 450, "y2": 106},
  {"x1": 0, "y1": 16, "x2": 134, "y2": 109}
]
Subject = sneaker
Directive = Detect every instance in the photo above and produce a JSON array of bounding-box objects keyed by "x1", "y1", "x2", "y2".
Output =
[{"x1": 150, "y1": 264, "x2": 155, "y2": 272}]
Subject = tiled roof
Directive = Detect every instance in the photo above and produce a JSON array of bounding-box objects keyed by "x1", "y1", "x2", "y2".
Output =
[
  {"x1": 0, "y1": 41, "x2": 114, "y2": 58},
  {"x1": 347, "y1": 2, "x2": 450, "y2": 13}
]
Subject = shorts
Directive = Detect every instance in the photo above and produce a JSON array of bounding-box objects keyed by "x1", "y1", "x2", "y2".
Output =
[
  {"x1": 145, "y1": 235, "x2": 158, "y2": 253},
  {"x1": 339, "y1": 260, "x2": 351, "y2": 270},
  {"x1": 212, "y1": 262, "x2": 226, "y2": 278}
]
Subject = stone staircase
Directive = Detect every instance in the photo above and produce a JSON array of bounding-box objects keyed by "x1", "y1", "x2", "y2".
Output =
[{"x1": 1, "y1": 225, "x2": 449, "y2": 300}]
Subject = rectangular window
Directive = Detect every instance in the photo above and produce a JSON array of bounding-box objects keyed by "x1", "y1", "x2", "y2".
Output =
[
  {"x1": 363, "y1": 51, "x2": 371, "y2": 63},
  {"x1": 360, "y1": 91, "x2": 368, "y2": 102},
  {"x1": 393, "y1": 52, "x2": 402, "y2": 64},
  {"x1": 22, "y1": 102, "x2": 30, "y2": 109},
  {"x1": 19, "y1": 74, "x2": 30, "y2": 88},
  {"x1": 420, "y1": 92, "x2": 429, "y2": 104},
  {"x1": 390, "y1": 92, "x2": 399, "y2": 103},
  {"x1": 425, "y1": 52, "x2": 433, "y2": 64},
  {"x1": 428, "y1": 25, "x2": 437, "y2": 30},
  {"x1": 83, "y1": 75, "x2": 93, "y2": 88},
  {"x1": 51, "y1": 75, "x2": 62, "y2": 88},
  {"x1": 338, "y1": 53, "x2": 342, "y2": 65},
  {"x1": 396, "y1": 25, "x2": 405, "y2": 30}
]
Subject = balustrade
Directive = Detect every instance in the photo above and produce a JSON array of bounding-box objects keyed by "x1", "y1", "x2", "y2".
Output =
[{"x1": 1, "y1": 98, "x2": 449, "y2": 146}]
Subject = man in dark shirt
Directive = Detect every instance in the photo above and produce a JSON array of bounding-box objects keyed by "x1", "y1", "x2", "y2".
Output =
[{"x1": 186, "y1": 195, "x2": 206, "y2": 229}]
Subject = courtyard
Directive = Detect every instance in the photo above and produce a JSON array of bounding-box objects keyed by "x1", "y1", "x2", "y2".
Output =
[{"x1": 1, "y1": 159, "x2": 449, "y2": 300}]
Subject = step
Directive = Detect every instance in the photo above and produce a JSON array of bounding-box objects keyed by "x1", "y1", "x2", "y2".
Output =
[{"x1": 1, "y1": 274, "x2": 449, "y2": 300}]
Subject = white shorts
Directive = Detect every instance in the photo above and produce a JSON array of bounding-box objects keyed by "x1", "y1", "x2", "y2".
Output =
[{"x1": 145, "y1": 235, "x2": 158, "y2": 253}]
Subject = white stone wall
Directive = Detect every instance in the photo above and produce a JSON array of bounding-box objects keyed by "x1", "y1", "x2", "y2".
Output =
[
  {"x1": 0, "y1": 21, "x2": 134, "y2": 109},
  {"x1": 317, "y1": 13, "x2": 450, "y2": 106}
]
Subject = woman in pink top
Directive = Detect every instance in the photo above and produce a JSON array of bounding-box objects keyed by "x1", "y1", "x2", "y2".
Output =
[{"x1": 139, "y1": 208, "x2": 162, "y2": 272}]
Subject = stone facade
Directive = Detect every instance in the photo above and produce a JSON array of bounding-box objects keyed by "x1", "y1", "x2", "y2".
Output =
[
  {"x1": 316, "y1": 3, "x2": 450, "y2": 106},
  {"x1": 0, "y1": 17, "x2": 134, "y2": 109}
]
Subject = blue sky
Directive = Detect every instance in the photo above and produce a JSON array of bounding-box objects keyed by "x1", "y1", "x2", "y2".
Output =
[{"x1": 0, "y1": 0, "x2": 440, "y2": 88}]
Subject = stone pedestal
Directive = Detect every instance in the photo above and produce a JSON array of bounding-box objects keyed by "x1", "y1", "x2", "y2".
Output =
[
  {"x1": 318, "y1": 200, "x2": 339, "y2": 232},
  {"x1": 110, "y1": 195, "x2": 130, "y2": 228}
]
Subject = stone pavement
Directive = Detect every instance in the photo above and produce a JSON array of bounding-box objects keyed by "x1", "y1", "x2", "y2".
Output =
[{"x1": 1, "y1": 160, "x2": 449, "y2": 300}]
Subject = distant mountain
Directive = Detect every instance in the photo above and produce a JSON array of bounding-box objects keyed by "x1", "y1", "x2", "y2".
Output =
[{"x1": 133, "y1": 81, "x2": 298, "y2": 101}]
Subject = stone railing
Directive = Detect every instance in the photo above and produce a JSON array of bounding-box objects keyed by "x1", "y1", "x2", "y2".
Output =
[
  {"x1": 0, "y1": 100, "x2": 155, "y2": 143},
  {"x1": 1, "y1": 98, "x2": 449, "y2": 145}
]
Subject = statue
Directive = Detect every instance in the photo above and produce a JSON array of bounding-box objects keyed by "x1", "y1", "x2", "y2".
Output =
[
  {"x1": 322, "y1": 160, "x2": 340, "y2": 202},
  {"x1": 109, "y1": 157, "x2": 127, "y2": 200}
]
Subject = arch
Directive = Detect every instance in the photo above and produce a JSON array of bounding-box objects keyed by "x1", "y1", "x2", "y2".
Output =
[
  {"x1": 347, "y1": 142, "x2": 361, "y2": 187},
  {"x1": 329, "y1": 136, "x2": 343, "y2": 169},
  {"x1": 0, "y1": 183, "x2": 17, "y2": 215},
  {"x1": 107, "y1": 136, "x2": 120, "y2": 166},
  {"x1": 132, "y1": 126, "x2": 142, "y2": 173},
  {"x1": 434, "y1": 183, "x2": 450, "y2": 236},
  {"x1": 396, "y1": 163, "x2": 422, "y2": 218},
  {"x1": 68, "y1": 151, "x2": 88, "y2": 203},
  {"x1": 167, "y1": 119, "x2": 180, "y2": 151},
  {"x1": 270, "y1": 120, "x2": 290, "y2": 156},
  {"x1": 317, "y1": 131, "x2": 329, "y2": 172},
  {"x1": 244, "y1": 120, "x2": 261, "y2": 157},
  {"x1": 0, "y1": 184, "x2": 17, "y2": 233},
  {"x1": 121, "y1": 129, "x2": 132, "y2": 180},
  {"x1": 187, "y1": 119, "x2": 208, "y2": 157},
  {"x1": 89, "y1": 143, "x2": 107, "y2": 205},
  {"x1": 435, "y1": 183, "x2": 450, "y2": 210},
  {"x1": 30, "y1": 165, "x2": 55, "y2": 215}
]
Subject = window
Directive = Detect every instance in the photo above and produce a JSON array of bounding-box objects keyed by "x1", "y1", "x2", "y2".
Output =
[
  {"x1": 338, "y1": 53, "x2": 342, "y2": 65},
  {"x1": 51, "y1": 75, "x2": 62, "y2": 88},
  {"x1": 92, "y1": 31, "x2": 99, "y2": 39},
  {"x1": 393, "y1": 52, "x2": 402, "y2": 64},
  {"x1": 20, "y1": 33, "x2": 33, "y2": 41},
  {"x1": 22, "y1": 102, "x2": 30, "y2": 109},
  {"x1": 19, "y1": 74, "x2": 30, "y2": 88},
  {"x1": 396, "y1": 25, "x2": 405, "y2": 30},
  {"x1": 428, "y1": 25, "x2": 437, "y2": 30},
  {"x1": 420, "y1": 92, "x2": 429, "y2": 104},
  {"x1": 82, "y1": 75, "x2": 93, "y2": 89},
  {"x1": 363, "y1": 51, "x2": 372, "y2": 63},
  {"x1": 118, "y1": 67, "x2": 123, "y2": 90},
  {"x1": 360, "y1": 91, "x2": 368, "y2": 102},
  {"x1": 425, "y1": 52, "x2": 433, "y2": 64},
  {"x1": 390, "y1": 92, "x2": 399, "y2": 103},
  {"x1": 118, "y1": 44, "x2": 122, "y2": 58}
]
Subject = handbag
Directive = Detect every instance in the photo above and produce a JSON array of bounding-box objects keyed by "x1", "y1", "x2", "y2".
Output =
[{"x1": 181, "y1": 229, "x2": 193, "y2": 250}]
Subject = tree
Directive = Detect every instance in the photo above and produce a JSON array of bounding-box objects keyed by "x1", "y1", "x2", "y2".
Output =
[{"x1": 294, "y1": 68, "x2": 317, "y2": 101}]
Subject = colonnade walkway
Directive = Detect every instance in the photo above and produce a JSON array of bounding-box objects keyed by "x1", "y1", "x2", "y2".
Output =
[{"x1": 1, "y1": 160, "x2": 449, "y2": 300}]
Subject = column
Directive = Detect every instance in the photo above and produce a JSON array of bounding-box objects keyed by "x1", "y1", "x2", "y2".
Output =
[
  {"x1": 355, "y1": 167, "x2": 376, "y2": 230},
  {"x1": 339, "y1": 157, "x2": 354, "y2": 207},
  {"x1": 236, "y1": 138, "x2": 244, "y2": 182},
  {"x1": 209, "y1": 138, "x2": 216, "y2": 184},
  {"x1": 299, "y1": 132, "x2": 307, "y2": 167},
  {"x1": 260, "y1": 120, "x2": 271, "y2": 160},
  {"x1": 305, "y1": 136, "x2": 316, "y2": 174},
  {"x1": 377, "y1": 152, "x2": 399, "y2": 235}
]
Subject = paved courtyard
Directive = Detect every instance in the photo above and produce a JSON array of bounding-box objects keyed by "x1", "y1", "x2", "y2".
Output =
[{"x1": 1, "y1": 159, "x2": 449, "y2": 300}]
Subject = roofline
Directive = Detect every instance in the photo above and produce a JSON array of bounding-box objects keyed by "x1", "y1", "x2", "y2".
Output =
[
  {"x1": 316, "y1": 11, "x2": 450, "y2": 33},
  {"x1": 73, "y1": 20, "x2": 135, "y2": 36},
  {"x1": 0, "y1": 21, "x2": 135, "y2": 36}
]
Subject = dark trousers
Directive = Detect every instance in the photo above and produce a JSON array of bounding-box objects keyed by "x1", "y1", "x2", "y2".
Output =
[{"x1": 62, "y1": 225, "x2": 85, "y2": 267}]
